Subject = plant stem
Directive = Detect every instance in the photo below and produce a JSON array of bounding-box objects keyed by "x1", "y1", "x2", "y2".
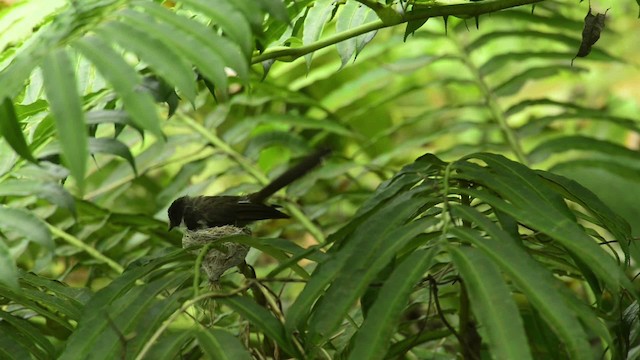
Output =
[
  {"x1": 48, "y1": 224, "x2": 124, "y2": 273},
  {"x1": 451, "y1": 36, "x2": 529, "y2": 164},
  {"x1": 252, "y1": 0, "x2": 544, "y2": 65}
]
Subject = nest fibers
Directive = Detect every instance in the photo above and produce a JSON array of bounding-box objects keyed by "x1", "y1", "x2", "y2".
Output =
[{"x1": 182, "y1": 225, "x2": 251, "y2": 282}]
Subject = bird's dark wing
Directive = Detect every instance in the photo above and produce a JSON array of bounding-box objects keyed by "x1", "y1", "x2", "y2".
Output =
[{"x1": 184, "y1": 196, "x2": 289, "y2": 229}]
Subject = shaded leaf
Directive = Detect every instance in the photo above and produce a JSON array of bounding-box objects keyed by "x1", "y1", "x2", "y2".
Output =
[
  {"x1": 0, "y1": 240, "x2": 19, "y2": 291},
  {"x1": 196, "y1": 329, "x2": 252, "y2": 360},
  {"x1": 303, "y1": 0, "x2": 335, "y2": 68},
  {"x1": 0, "y1": 98, "x2": 37, "y2": 163},
  {"x1": 0, "y1": 179, "x2": 76, "y2": 215},
  {"x1": 336, "y1": 1, "x2": 361, "y2": 67},
  {"x1": 245, "y1": 131, "x2": 310, "y2": 157},
  {"x1": 452, "y1": 154, "x2": 628, "y2": 293},
  {"x1": 480, "y1": 51, "x2": 579, "y2": 76},
  {"x1": 518, "y1": 112, "x2": 640, "y2": 137},
  {"x1": 145, "y1": 330, "x2": 196, "y2": 359},
  {"x1": 304, "y1": 184, "x2": 436, "y2": 345},
  {"x1": 0, "y1": 309, "x2": 56, "y2": 358},
  {"x1": 59, "y1": 262, "x2": 192, "y2": 360},
  {"x1": 180, "y1": 0, "x2": 253, "y2": 56},
  {"x1": 89, "y1": 138, "x2": 138, "y2": 176},
  {"x1": 0, "y1": 53, "x2": 40, "y2": 101},
  {"x1": 73, "y1": 35, "x2": 164, "y2": 139},
  {"x1": 354, "y1": 5, "x2": 379, "y2": 56},
  {"x1": 348, "y1": 247, "x2": 437, "y2": 360},
  {"x1": 120, "y1": 6, "x2": 235, "y2": 94},
  {"x1": 259, "y1": 0, "x2": 289, "y2": 23},
  {"x1": 450, "y1": 206, "x2": 596, "y2": 359},
  {"x1": 0, "y1": 323, "x2": 34, "y2": 359},
  {"x1": 96, "y1": 20, "x2": 197, "y2": 104},
  {"x1": 404, "y1": 18, "x2": 428, "y2": 41},
  {"x1": 449, "y1": 246, "x2": 533, "y2": 360},
  {"x1": 219, "y1": 296, "x2": 298, "y2": 356},
  {"x1": 466, "y1": 30, "x2": 579, "y2": 53},
  {"x1": 85, "y1": 110, "x2": 144, "y2": 137},
  {"x1": 493, "y1": 66, "x2": 584, "y2": 97},
  {"x1": 135, "y1": 1, "x2": 249, "y2": 83},
  {"x1": 0, "y1": 206, "x2": 53, "y2": 252},
  {"x1": 529, "y1": 135, "x2": 639, "y2": 165}
]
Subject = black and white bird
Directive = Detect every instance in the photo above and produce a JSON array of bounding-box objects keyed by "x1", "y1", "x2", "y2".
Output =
[
  {"x1": 168, "y1": 148, "x2": 330, "y2": 282},
  {"x1": 168, "y1": 148, "x2": 330, "y2": 231}
]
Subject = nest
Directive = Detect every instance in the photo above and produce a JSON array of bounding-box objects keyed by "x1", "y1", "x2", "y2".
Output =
[{"x1": 182, "y1": 225, "x2": 251, "y2": 282}]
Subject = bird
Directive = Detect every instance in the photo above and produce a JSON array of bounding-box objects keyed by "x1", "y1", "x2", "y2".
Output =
[{"x1": 168, "y1": 148, "x2": 330, "y2": 231}]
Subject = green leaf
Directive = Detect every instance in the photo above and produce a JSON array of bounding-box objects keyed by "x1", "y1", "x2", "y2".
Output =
[
  {"x1": 336, "y1": 1, "x2": 362, "y2": 67},
  {"x1": 245, "y1": 131, "x2": 309, "y2": 157},
  {"x1": 0, "y1": 0, "x2": 65, "y2": 52},
  {"x1": 0, "y1": 52, "x2": 40, "y2": 101},
  {"x1": 130, "y1": 2, "x2": 247, "y2": 87},
  {"x1": 0, "y1": 309, "x2": 56, "y2": 358},
  {"x1": 0, "y1": 98, "x2": 37, "y2": 163},
  {"x1": 528, "y1": 136, "x2": 640, "y2": 164},
  {"x1": 539, "y1": 164, "x2": 635, "y2": 260},
  {"x1": 85, "y1": 110, "x2": 144, "y2": 137},
  {"x1": 145, "y1": 330, "x2": 196, "y2": 359},
  {"x1": 223, "y1": 113, "x2": 354, "y2": 144},
  {"x1": 126, "y1": 287, "x2": 193, "y2": 357},
  {"x1": 259, "y1": 0, "x2": 289, "y2": 23},
  {"x1": 111, "y1": 17, "x2": 225, "y2": 101},
  {"x1": 493, "y1": 66, "x2": 584, "y2": 97},
  {"x1": 95, "y1": 20, "x2": 196, "y2": 104},
  {"x1": 354, "y1": 5, "x2": 379, "y2": 56},
  {"x1": 551, "y1": 159, "x2": 640, "y2": 183},
  {"x1": 449, "y1": 246, "x2": 533, "y2": 360},
  {"x1": 0, "y1": 240, "x2": 19, "y2": 291},
  {"x1": 404, "y1": 18, "x2": 428, "y2": 41},
  {"x1": 41, "y1": 49, "x2": 88, "y2": 192},
  {"x1": 0, "y1": 206, "x2": 53, "y2": 252},
  {"x1": 303, "y1": 0, "x2": 335, "y2": 69},
  {"x1": 453, "y1": 153, "x2": 627, "y2": 293},
  {"x1": 89, "y1": 138, "x2": 137, "y2": 176},
  {"x1": 479, "y1": 51, "x2": 579, "y2": 76},
  {"x1": 219, "y1": 296, "x2": 297, "y2": 356},
  {"x1": 303, "y1": 182, "x2": 436, "y2": 345},
  {"x1": 19, "y1": 285, "x2": 83, "y2": 320},
  {"x1": 60, "y1": 268, "x2": 191, "y2": 360},
  {"x1": 0, "y1": 179, "x2": 76, "y2": 214},
  {"x1": 72, "y1": 35, "x2": 164, "y2": 139},
  {"x1": 179, "y1": 0, "x2": 253, "y2": 56},
  {"x1": 0, "y1": 323, "x2": 34, "y2": 359},
  {"x1": 0, "y1": 284, "x2": 74, "y2": 333},
  {"x1": 286, "y1": 181, "x2": 428, "y2": 334},
  {"x1": 20, "y1": 270, "x2": 91, "y2": 304},
  {"x1": 505, "y1": 98, "x2": 590, "y2": 117},
  {"x1": 518, "y1": 112, "x2": 640, "y2": 137},
  {"x1": 196, "y1": 329, "x2": 252, "y2": 360},
  {"x1": 348, "y1": 247, "x2": 438, "y2": 360},
  {"x1": 466, "y1": 30, "x2": 579, "y2": 53},
  {"x1": 449, "y1": 206, "x2": 595, "y2": 359},
  {"x1": 14, "y1": 99, "x2": 49, "y2": 118},
  {"x1": 320, "y1": 68, "x2": 392, "y2": 111}
]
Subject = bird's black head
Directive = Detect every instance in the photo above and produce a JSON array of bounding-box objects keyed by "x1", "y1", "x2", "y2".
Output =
[{"x1": 168, "y1": 196, "x2": 188, "y2": 230}]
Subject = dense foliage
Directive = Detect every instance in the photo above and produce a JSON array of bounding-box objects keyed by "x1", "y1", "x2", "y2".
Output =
[{"x1": 0, "y1": 0, "x2": 639, "y2": 358}]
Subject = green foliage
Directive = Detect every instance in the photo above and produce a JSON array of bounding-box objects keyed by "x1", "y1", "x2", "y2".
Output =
[{"x1": 0, "y1": 0, "x2": 639, "y2": 358}]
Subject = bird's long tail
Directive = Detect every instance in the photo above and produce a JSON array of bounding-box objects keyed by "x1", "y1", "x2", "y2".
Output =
[{"x1": 248, "y1": 148, "x2": 331, "y2": 203}]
